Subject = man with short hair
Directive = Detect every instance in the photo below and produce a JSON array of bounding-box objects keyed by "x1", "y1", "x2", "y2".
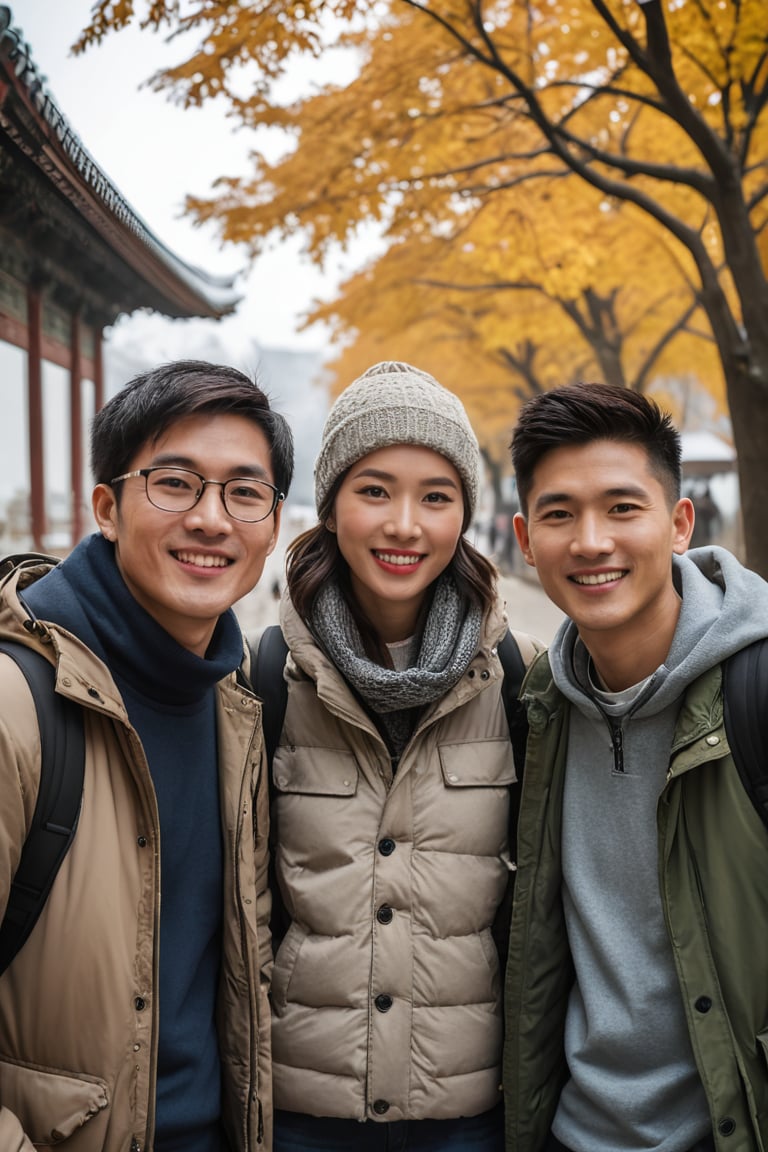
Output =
[
  {"x1": 504, "y1": 382, "x2": 768, "y2": 1152},
  {"x1": 0, "y1": 360, "x2": 293, "y2": 1152}
]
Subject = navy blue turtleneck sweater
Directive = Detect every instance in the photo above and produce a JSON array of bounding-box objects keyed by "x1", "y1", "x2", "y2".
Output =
[{"x1": 23, "y1": 534, "x2": 245, "y2": 1152}]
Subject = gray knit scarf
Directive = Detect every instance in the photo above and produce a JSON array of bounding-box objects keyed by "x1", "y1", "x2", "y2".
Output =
[{"x1": 310, "y1": 573, "x2": 482, "y2": 755}]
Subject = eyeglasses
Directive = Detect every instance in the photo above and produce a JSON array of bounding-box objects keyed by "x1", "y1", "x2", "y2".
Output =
[{"x1": 110, "y1": 467, "x2": 284, "y2": 523}]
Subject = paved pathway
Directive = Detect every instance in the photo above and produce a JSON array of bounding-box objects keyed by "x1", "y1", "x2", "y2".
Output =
[{"x1": 497, "y1": 572, "x2": 565, "y2": 645}]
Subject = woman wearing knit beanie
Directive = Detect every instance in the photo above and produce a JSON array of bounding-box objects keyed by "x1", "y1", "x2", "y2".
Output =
[{"x1": 264, "y1": 362, "x2": 542, "y2": 1151}]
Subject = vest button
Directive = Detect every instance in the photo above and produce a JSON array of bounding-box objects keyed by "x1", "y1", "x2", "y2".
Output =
[
  {"x1": 135, "y1": 997, "x2": 146, "y2": 1011},
  {"x1": 694, "y1": 995, "x2": 712, "y2": 1013},
  {"x1": 373, "y1": 1099, "x2": 390, "y2": 1115},
  {"x1": 374, "y1": 993, "x2": 393, "y2": 1013},
  {"x1": 137, "y1": 836, "x2": 148, "y2": 848},
  {"x1": 378, "y1": 837, "x2": 396, "y2": 856},
  {"x1": 377, "y1": 905, "x2": 394, "y2": 925},
  {"x1": 718, "y1": 1118, "x2": 736, "y2": 1136}
]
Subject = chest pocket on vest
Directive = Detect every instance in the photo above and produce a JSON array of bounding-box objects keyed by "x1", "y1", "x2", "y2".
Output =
[
  {"x1": 438, "y1": 737, "x2": 516, "y2": 788},
  {"x1": 432, "y1": 737, "x2": 515, "y2": 860},
  {"x1": 272, "y1": 746, "x2": 360, "y2": 796}
]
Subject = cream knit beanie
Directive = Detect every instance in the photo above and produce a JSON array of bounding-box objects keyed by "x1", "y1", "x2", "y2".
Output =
[{"x1": 314, "y1": 361, "x2": 480, "y2": 517}]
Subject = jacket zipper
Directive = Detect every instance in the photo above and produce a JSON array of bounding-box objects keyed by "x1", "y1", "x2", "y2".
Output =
[
  {"x1": 609, "y1": 719, "x2": 625, "y2": 774},
  {"x1": 120, "y1": 723, "x2": 160, "y2": 1151},
  {"x1": 235, "y1": 713, "x2": 261, "y2": 1150}
]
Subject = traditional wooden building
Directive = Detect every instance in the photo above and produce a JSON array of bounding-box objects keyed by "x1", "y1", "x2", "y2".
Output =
[{"x1": 0, "y1": 5, "x2": 239, "y2": 550}]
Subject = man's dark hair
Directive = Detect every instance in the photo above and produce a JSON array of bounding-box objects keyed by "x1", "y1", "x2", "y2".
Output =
[
  {"x1": 510, "y1": 382, "x2": 682, "y2": 516},
  {"x1": 91, "y1": 360, "x2": 294, "y2": 499}
]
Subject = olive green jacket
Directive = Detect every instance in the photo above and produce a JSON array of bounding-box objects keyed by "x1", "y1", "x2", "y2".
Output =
[{"x1": 504, "y1": 651, "x2": 768, "y2": 1152}]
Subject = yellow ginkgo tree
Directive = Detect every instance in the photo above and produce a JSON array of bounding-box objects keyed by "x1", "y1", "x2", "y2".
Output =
[
  {"x1": 76, "y1": 0, "x2": 768, "y2": 573},
  {"x1": 309, "y1": 180, "x2": 723, "y2": 511}
]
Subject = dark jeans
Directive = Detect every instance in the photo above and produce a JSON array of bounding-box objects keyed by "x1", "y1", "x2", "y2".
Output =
[
  {"x1": 274, "y1": 1104, "x2": 505, "y2": 1152},
  {"x1": 544, "y1": 1132, "x2": 715, "y2": 1152}
]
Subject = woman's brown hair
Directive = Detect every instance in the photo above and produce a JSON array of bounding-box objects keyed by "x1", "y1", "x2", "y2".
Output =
[{"x1": 286, "y1": 472, "x2": 498, "y2": 663}]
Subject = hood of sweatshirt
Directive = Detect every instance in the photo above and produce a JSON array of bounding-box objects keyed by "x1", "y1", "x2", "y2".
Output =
[{"x1": 549, "y1": 545, "x2": 768, "y2": 717}]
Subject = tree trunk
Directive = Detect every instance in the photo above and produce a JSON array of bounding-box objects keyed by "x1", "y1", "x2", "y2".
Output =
[
  {"x1": 583, "y1": 289, "x2": 627, "y2": 390},
  {"x1": 721, "y1": 360, "x2": 768, "y2": 578},
  {"x1": 480, "y1": 449, "x2": 504, "y2": 515},
  {"x1": 698, "y1": 185, "x2": 768, "y2": 578}
]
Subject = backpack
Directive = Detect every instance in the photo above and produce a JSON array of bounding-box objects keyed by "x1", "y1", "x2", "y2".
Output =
[
  {"x1": 723, "y1": 637, "x2": 768, "y2": 832},
  {"x1": 0, "y1": 640, "x2": 84, "y2": 976}
]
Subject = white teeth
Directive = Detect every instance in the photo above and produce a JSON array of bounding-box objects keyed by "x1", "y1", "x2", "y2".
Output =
[
  {"x1": 375, "y1": 552, "x2": 421, "y2": 567},
  {"x1": 176, "y1": 552, "x2": 229, "y2": 568},
  {"x1": 573, "y1": 571, "x2": 625, "y2": 585}
]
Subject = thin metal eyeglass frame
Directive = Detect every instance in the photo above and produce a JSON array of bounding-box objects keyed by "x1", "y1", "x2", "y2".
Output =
[{"x1": 109, "y1": 467, "x2": 284, "y2": 523}]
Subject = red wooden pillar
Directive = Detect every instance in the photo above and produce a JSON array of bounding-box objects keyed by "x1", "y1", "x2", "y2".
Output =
[
  {"x1": 26, "y1": 284, "x2": 46, "y2": 550},
  {"x1": 93, "y1": 326, "x2": 104, "y2": 412},
  {"x1": 70, "y1": 310, "x2": 83, "y2": 547}
]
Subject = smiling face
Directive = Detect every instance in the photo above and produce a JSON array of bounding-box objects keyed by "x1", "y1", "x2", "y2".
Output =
[
  {"x1": 514, "y1": 438, "x2": 694, "y2": 686},
  {"x1": 92, "y1": 412, "x2": 281, "y2": 656},
  {"x1": 331, "y1": 444, "x2": 466, "y2": 642}
]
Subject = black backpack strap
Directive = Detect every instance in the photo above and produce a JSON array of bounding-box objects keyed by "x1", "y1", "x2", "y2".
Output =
[
  {"x1": 723, "y1": 637, "x2": 768, "y2": 833},
  {"x1": 0, "y1": 641, "x2": 85, "y2": 975},
  {"x1": 492, "y1": 630, "x2": 530, "y2": 976},
  {"x1": 250, "y1": 625, "x2": 289, "y2": 769},
  {"x1": 498, "y1": 628, "x2": 529, "y2": 784},
  {"x1": 248, "y1": 625, "x2": 291, "y2": 947}
]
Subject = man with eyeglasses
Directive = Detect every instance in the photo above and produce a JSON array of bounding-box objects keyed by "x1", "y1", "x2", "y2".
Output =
[{"x1": 0, "y1": 360, "x2": 293, "y2": 1152}]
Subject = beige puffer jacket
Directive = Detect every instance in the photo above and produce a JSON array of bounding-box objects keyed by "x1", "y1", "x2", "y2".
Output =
[
  {"x1": 270, "y1": 595, "x2": 541, "y2": 1124},
  {"x1": 0, "y1": 557, "x2": 272, "y2": 1152}
]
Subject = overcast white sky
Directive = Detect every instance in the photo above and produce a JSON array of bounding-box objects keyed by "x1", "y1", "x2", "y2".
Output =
[{"x1": 13, "y1": 0, "x2": 368, "y2": 356}]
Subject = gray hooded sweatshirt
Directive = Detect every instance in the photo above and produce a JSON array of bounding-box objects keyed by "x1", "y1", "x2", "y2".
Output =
[{"x1": 547, "y1": 547, "x2": 768, "y2": 1152}]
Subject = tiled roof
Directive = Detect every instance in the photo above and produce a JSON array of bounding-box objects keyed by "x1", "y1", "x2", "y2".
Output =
[{"x1": 0, "y1": 4, "x2": 241, "y2": 319}]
